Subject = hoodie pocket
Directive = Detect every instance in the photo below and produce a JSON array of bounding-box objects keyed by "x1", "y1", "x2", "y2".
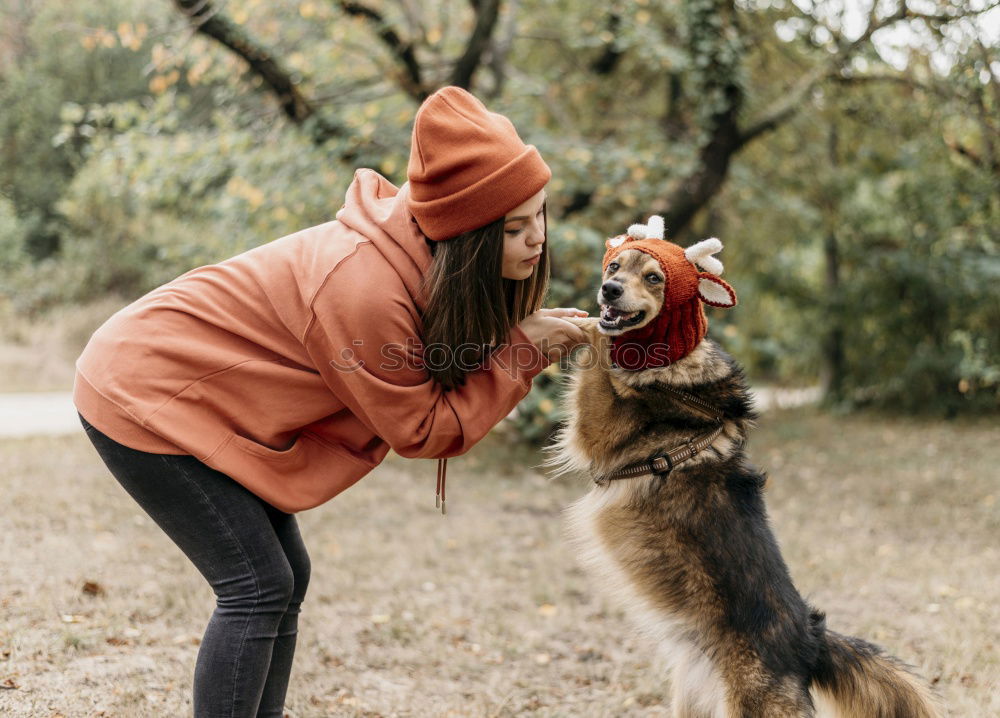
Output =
[{"x1": 229, "y1": 432, "x2": 307, "y2": 461}]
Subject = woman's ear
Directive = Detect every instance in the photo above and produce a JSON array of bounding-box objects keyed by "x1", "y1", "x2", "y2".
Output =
[{"x1": 697, "y1": 273, "x2": 737, "y2": 308}]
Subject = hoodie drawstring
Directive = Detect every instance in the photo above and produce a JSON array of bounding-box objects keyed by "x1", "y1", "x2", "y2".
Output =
[{"x1": 436, "y1": 457, "x2": 447, "y2": 515}]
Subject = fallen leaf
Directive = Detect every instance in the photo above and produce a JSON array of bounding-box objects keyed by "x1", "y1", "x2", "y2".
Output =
[
  {"x1": 1, "y1": 677, "x2": 18, "y2": 689},
  {"x1": 537, "y1": 603, "x2": 557, "y2": 617},
  {"x1": 82, "y1": 581, "x2": 105, "y2": 597}
]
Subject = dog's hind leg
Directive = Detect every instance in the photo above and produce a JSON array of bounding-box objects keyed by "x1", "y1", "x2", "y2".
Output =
[
  {"x1": 723, "y1": 680, "x2": 815, "y2": 718},
  {"x1": 668, "y1": 650, "x2": 724, "y2": 718},
  {"x1": 670, "y1": 692, "x2": 713, "y2": 718}
]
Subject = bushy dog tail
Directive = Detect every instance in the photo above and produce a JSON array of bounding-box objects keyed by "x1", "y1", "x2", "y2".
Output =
[{"x1": 811, "y1": 625, "x2": 942, "y2": 718}]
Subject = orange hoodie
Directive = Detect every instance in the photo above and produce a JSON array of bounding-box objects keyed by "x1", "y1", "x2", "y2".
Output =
[{"x1": 73, "y1": 169, "x2": 551, "y2": 513}]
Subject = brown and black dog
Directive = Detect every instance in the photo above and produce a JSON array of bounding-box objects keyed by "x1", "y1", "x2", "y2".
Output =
[{"x1": 545, "y1": 217, "x2": 941, "y2": 717}]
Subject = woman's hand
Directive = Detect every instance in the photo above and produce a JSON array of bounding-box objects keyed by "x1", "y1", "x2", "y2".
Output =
[{"x1": 517, "y1": 308, "x2": 590, "y2": 363}]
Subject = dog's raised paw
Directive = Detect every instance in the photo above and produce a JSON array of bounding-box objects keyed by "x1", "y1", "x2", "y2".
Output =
[{"x1": 564, "y1": 316, "x2": 602, "y2": 337}]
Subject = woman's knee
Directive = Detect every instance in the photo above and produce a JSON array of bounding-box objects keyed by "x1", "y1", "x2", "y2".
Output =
[
  {"x1": 215, "y1": 555, "x2": 296, "y2": 614},
  {"x1": 287, "y1": 546, "x2": 311, "y2": 605}
]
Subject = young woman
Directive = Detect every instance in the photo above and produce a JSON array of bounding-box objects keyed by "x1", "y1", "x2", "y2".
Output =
[{"x1": 74, "y1": 86, "x2": 587, "y2": 717}]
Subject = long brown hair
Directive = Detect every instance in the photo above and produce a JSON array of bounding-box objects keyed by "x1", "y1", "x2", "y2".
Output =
[{"x1": 419, "y1": 204, "x2": 549, "y2": 390}]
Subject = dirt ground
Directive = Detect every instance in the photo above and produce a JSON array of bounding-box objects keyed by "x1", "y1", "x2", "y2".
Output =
[{"x1": 1, "y1": 406, "x2": 997, "y2": 717}]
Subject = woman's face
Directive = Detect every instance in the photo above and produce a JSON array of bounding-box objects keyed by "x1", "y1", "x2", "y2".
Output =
[{"x1": 501, "y1": 189, "x2": 547, "y2": 280}]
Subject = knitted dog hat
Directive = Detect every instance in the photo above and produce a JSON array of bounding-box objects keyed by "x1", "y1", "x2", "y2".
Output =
[{"x1": 601, "y1": 216, "x2": 737, "y2": 370}]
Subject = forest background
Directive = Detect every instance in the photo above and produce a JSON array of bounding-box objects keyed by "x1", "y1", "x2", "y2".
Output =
[
  {"x1": 2, "y1": 2, "x2": 999, "y2": 716},
  {"x1": 1, "y1": 0, "x2": 998, "y2": 434}
]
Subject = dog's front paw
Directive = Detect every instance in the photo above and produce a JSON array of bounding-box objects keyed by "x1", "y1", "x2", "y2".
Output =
[{"x1": 563, "y1": 316, "x2": 602, "y2": 341}]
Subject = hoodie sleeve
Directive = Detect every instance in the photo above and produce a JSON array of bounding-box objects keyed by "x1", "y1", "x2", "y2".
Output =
[{"x1": 302, "y1": 244, "x2": 551, "y2": 459}]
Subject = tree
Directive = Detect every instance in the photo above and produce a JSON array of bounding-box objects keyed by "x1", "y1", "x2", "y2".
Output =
[{"x1": 1, "y1": 0, "x2": 996, "y2": 423}]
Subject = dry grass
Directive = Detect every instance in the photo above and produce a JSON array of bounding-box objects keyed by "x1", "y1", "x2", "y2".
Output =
[
  {"x1": 0, "y1": 407, "x2": 996, "y2": 717},
  {"x1": 0, "y1": 297, "x2": 125, "y2": 393}
]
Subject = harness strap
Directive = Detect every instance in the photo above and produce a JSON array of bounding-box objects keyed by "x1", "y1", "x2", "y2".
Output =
[
  {"x1": 595, "y1": 423, "x2": 725, "y2": 485},
  {"x1": 594, "y1": 384, "x2": 725, "y2": 485}
]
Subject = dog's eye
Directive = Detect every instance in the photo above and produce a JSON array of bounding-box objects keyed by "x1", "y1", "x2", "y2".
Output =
[
  {"x1": 607, "y1": 262, "x2": 619, "y2": 273},
  {"x1": 646, "y1": 273, "x2": 662, "y2": 283}
]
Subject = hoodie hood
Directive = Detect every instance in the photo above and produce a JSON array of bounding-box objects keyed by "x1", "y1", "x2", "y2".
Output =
[{"x1": 335, "y1": 168, "x2": 434, "y2": 313}]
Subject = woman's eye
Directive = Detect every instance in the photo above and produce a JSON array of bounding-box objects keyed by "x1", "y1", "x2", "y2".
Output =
[
  {"x1": 505, "y1": 228, "x2": 523, "y2": 236},
  {"x1": 646, "y1": 273, "x2": 662, "y2": 283}
]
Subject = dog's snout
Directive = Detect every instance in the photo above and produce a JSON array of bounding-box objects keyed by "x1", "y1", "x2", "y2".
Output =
[{"x1": 601, "y1": 281, "x2": 623, "y2": 301}]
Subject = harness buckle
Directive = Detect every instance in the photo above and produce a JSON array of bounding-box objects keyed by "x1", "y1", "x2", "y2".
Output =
[
  {"x1": 649, "y1": 451, "x2": 673, "y2": 477},
  {"x1": 685, "y1": 435, "x2": 699, "y2": 459}
]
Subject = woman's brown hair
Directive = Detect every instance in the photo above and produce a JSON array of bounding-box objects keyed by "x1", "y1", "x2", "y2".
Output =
[{"x1": 419, "y1": 204, "x2": 549, "y2": 390}]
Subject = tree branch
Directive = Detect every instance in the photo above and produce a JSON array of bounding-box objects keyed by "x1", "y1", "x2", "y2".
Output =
[
  {"x1": 740, "y1": 0, "x2": 1000, "y2": 149},
  {"x1": 484, "y1": 0, "x2": 519, "y2": 99},
  {"x1": 591, "y1": 12, "x2": 623, "y2": 75},
  {"x1": 339, "y1": 1, "x2": 429, "y2": 101},
  {"x1": 736, "y1": 0, "x2": 956, "y2": 147},
  {"x1": 450, "y1": 0, "x2": 501, "y2": 89},
  {"x1": 945, "y1": 137, "x2": 1000, "y2": 174},
  {"x1": 171, "y1": 0, "x2": 348, "y2": 141},
  {"x1": 657, "y1": 0, "x2": 746, "y2": 233}
]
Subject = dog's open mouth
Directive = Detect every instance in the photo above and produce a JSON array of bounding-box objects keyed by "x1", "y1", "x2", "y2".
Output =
[{"x1": 599, "y1": 305, "x2": 646, "y2": 330}]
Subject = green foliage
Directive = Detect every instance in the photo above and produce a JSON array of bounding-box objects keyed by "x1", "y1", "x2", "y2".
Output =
[
  {"x1": 0, "y1": 0, "x2": 157, "y2": 258},
  {"x1": 0, "y1": 0, "x2": 996, "y2": 442},
  {"x1": 830, "y1": 162, "x2": 999, "y2": 414}
]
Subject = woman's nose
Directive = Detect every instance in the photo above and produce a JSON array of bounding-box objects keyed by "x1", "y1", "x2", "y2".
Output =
[{"x1": 526, "y1": 216, "x2": 545, "y2": 245}]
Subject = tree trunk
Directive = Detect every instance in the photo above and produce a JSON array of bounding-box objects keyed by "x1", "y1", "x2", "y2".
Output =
[{"x1": 820, "y1": 123, "x2": 845, "y2": 402}]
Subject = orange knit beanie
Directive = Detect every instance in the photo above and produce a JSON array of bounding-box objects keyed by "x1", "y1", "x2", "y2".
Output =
[
  {"x1": 406, "y1": 86, "x2": 552, "y2": 241},
  {"x1": 601, "y1": 216, "x2": 737, "y2": 369}
]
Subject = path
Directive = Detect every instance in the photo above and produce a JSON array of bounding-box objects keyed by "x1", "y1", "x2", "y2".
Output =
[{"x1": 0, "y1": 386, "x2": 821, "y2": 439}]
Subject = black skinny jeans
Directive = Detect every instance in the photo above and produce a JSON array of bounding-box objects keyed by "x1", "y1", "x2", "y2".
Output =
[{"x1": 79, "y1": 412, "x2": 311, "y2": 718}]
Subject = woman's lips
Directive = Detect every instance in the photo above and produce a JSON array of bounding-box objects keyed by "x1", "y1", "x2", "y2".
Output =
[{"x1": 522, "y1": 254, "x2": 541, "y2": 265}]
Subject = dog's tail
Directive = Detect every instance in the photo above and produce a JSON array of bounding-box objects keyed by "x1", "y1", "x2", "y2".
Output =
[{"x1": 811, "y1": 622, "x2": 942, "y2": 718}]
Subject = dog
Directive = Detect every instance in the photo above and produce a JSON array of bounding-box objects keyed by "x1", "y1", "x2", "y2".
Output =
[{"x1": 544, "y1": 217, "x2": 941, "y2": 717}]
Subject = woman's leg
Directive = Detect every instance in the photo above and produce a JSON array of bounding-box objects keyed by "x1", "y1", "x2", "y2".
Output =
[
  {"x1": 255, "y1": 508, "x2": 310, "y2": 718},
  {"x1": 79, "y1": 413, "x2": 309, "y2": 718}
]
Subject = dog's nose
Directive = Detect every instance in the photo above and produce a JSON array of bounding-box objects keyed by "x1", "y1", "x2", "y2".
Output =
[{"x1": 601, "y1": 281, "x2": 623, "y2": 301}]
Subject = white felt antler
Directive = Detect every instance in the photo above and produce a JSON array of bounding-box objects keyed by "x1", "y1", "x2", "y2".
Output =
[
  {"x1": 627, "y1": 215, "x2": 666, "y2": 241},
  {"x1": 646, "y1": 216, "x2": 665, "y2": 240},
  {"x1": 626, "y1": 223, "x2": 647, "y2": 239},
  {"x1": 684, "y1": 237, "x2": 724, "y2": 275}
]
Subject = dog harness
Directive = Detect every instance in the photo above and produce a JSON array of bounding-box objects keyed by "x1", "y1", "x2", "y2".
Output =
[{"x1": 593, "y1": 383, "x2": 726, "y2": 486}]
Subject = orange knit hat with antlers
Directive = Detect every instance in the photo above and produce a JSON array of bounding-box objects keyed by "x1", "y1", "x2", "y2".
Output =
[{"x1": 601, "y1": 216, "x2": 737, "y2": 370}]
